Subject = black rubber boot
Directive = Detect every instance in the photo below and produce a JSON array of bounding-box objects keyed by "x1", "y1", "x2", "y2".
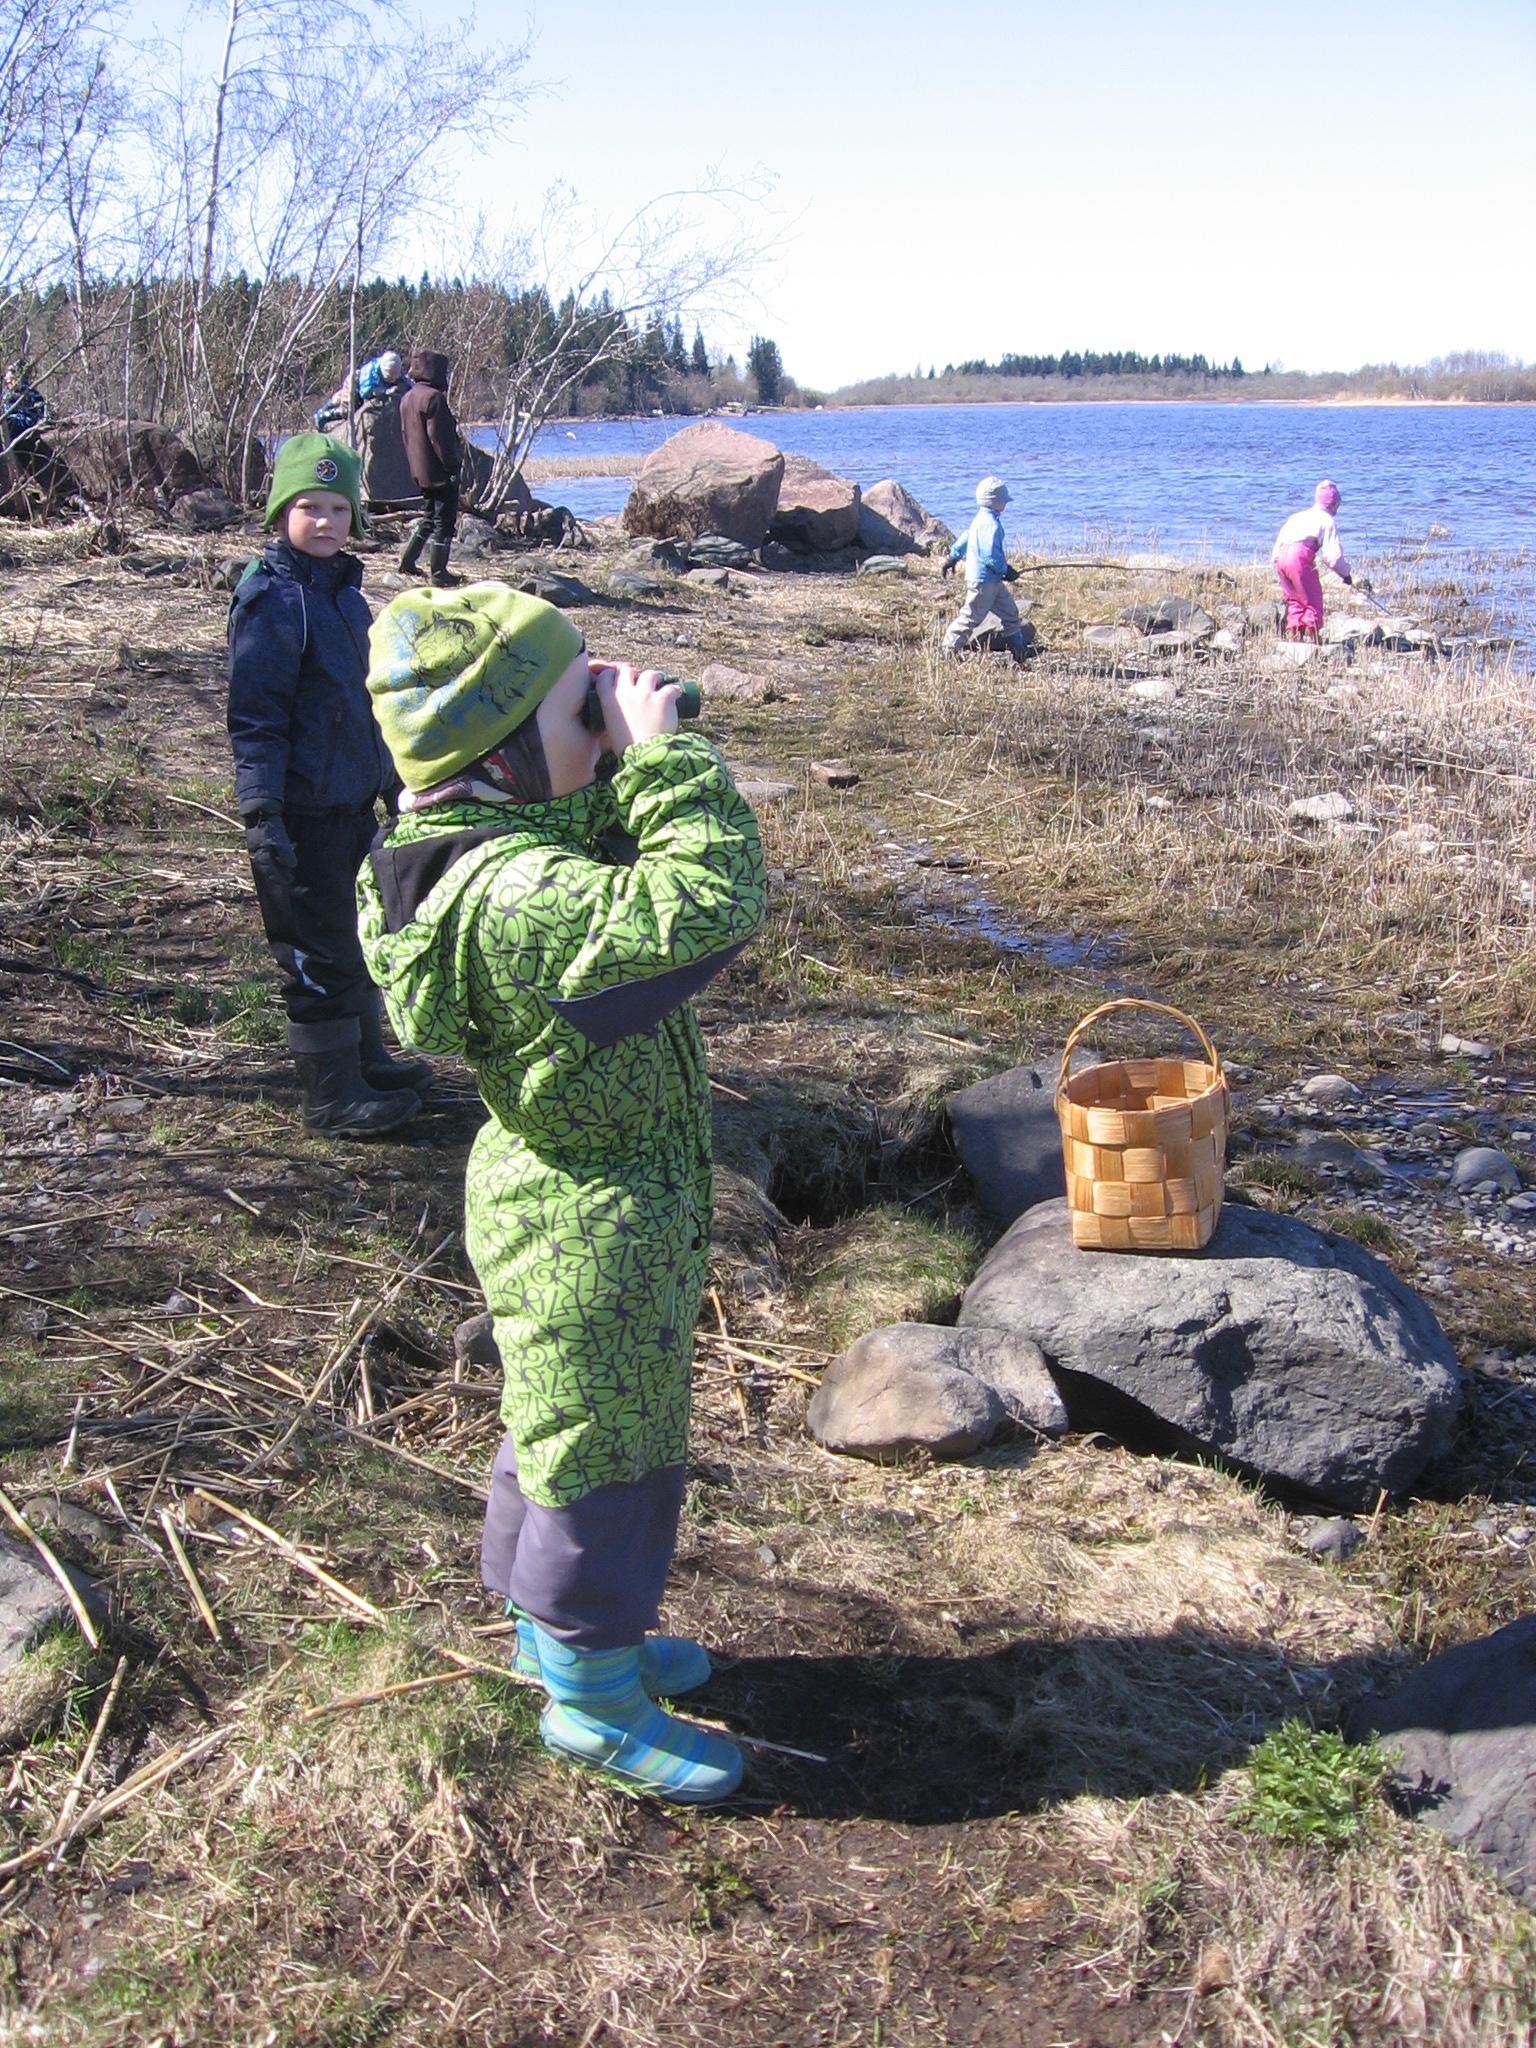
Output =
[
  {"x1": 428, "y1": 542, "x2": 461, "y2": 588},
  {"x1": 292, "y1": 1039, "x2": 420, "y2": 1139},
  {"x1": 359, "y1": 1000, "x2": 433, "y2": 1094},
  {"x1": 398, "y1": 524, "x2": 428, "y2": 576}
]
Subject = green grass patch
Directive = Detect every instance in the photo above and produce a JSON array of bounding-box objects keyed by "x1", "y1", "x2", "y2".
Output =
[{"x1": 1233, "y1": 1722, "x2": 1391, "y2": 1848}]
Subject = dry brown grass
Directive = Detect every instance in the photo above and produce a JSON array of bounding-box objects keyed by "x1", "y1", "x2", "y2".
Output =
[{"x1": 2, "y1": 514, "x2": 1533, "y2": 2048}]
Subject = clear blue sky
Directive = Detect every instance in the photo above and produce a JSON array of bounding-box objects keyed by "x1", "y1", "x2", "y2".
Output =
[{"x1": 127, "y1": 0, "x2": 1536, "y2": 389}]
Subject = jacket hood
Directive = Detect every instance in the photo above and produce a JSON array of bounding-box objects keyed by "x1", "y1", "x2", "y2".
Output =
[
  {"x1": 359, "y1": 791, "x2": 606, "y2": 1058},
  {"x1": 407, "y1": 350, "x2": 450, "y2": 388}
]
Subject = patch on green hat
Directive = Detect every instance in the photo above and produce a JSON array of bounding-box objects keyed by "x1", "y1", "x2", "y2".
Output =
[
  {"x1": 368, "y1": 584, "x2": 585, "y2": 791},
  {"x1": 264, "y1": 432, "x2": 365, "y2": 534}
]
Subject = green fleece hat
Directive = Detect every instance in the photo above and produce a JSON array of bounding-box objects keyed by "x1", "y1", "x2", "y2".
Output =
[
  {"x1": 367, "y1": 584, "x2": 585, "y2": 791},
  {"x1": 264, "y1": 432, "x2": 365, "y2": 534}
]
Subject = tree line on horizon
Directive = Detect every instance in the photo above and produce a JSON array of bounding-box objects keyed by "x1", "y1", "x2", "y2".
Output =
[{"x1": 949, "y1": 348, "x2": 1247, "y2": 380}]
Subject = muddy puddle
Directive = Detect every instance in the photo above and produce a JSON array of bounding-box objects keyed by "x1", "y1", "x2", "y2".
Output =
[{"x1": 872, "y1": 830, "x2": 1128, "y2": 976}]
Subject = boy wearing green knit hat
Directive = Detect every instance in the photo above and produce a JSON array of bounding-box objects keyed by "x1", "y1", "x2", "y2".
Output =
[
  {"x1": 360, "y1": 583, "x2": 767, "y2": 1802},
  {"x1": 226, "y1": 433, "x2": 429, "y2": 1137}
]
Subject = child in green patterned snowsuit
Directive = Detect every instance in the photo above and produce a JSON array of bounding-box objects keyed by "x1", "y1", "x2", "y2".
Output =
[{"x1": 360, "y1": 585, "x2": 766, "y2": 1801}]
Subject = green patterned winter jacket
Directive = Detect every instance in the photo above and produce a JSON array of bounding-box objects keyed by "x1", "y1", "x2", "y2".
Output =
[{"x1": 357, "y1": 733, "x2": 766, "y2": 1506}]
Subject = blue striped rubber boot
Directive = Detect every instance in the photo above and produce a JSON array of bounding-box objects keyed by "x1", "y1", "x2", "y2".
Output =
[
  {"x1": 509, "y1": 1610, "x2": 711, "y2": 1697},
  {"x1": 530, "y1": 1627, "x2": 743, "y2": 1804}
]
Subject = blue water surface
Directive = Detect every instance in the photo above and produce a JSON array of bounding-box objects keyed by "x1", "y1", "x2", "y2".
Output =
[{"x1": 478, "y1": 400, "x2": 1534, "y2": 631}]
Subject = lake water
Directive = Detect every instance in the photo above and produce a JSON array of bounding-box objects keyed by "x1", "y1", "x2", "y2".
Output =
[{"x1": 506, "y1": 400, "x2": 1534, "y2": 635}]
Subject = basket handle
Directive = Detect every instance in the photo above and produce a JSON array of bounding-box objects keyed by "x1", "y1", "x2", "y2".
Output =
[{"x1": 1056, "y1": 998, "x2": 1222, "y2": 1096}]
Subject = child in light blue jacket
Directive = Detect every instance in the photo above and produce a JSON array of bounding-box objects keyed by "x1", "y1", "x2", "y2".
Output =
[{"x1": 941, "y1": 476, "x2": 1029, "y2": 664}]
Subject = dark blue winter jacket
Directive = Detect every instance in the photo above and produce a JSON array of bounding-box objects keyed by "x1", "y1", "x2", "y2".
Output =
[{"x1": 226, "y1": 541, "x2": 399, "y2": 817}]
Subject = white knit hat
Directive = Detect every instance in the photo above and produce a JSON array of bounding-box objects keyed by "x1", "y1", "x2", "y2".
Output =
[
  {"x1": 976, "y1": 476, "x2": 1009, "y2": 508},
  {"x1": 379, "y1": 350, "x2": 404, "y2": 378}
]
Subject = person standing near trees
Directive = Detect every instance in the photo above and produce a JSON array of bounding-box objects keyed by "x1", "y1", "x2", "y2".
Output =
[
  {"x1": 314, "y1": 349, "x2": 411, "y2": 429},
  {"x1": 1, "y1": 364, "x2": 51, "y2": 490},
  {"x1": 940, "y1": 476, "x2": 1030, "y2": 665},
  {"x1": 397, "y1": 348, "x2": 463, "y2": 586},
  {"x1": 227, "y1": 434, "x2": 430, "y2": 1138},
  {"x1": 1272, "y1": 480, "x2": 1358, "y2": 640}
]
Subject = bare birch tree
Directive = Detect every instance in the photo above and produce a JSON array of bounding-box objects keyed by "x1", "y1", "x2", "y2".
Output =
[
  {"x1": 135, "y1": 0, "x2": 530, "y2": 495},
  {"x1": 477, "y1": 177, "x2": 773, "y2": 504}
]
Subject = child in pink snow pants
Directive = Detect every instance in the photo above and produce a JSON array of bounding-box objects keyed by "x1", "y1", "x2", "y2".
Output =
[{"x1": 1272, "y1": 481, "x2": 1352, "y2": 639}]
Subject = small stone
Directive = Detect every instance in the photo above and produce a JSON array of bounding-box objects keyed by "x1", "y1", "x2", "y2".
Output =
[
  {"x1": 1129, "y1": 678, "x2": 1179, "y2": 703},
  {"x1": 810, "y1": 760, "x2": 859, "y2": 789},
  {"x1": 699, "y1": 662, "x2": 772, "y2": 702},
  {"x1": 1299, "y1": 1516, "x2": 1364, "y2": 1563},
  {"x1": 1289, "y1": 793, "x2": 1356, "y2": 825},
  {"x1": 606, "y1": 567, "x2": 666, "y2": 599},
  {"x1": 755, "y1": 1544, "x2": 778, "y2": 1568},
  {"x1": 1506, "y1": 1193, "x2": 1536, "y2": 1214},
  {"x1": 735, "y1": 778, "x2": 795, "y2": 805},
  {"x1": 686, "y1": 567, "x2": 731, "y2": 590},
  {"x1": 1441, "y1": 1034, "x2": 1495, "y2": 1060},
  {"x1": 1302, "y1": 1074, "x2": 1359, "y2": 1105},
  {"x1": 19, "y1": 1498, "x2": 114, "y2": 1544}
]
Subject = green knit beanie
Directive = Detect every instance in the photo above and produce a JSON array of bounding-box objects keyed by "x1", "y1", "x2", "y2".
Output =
[
  {"x1": 367, "y1": 584, "x2": 585, "y2": 791},
  {"x1": 264, "y1": 432, "x2": 365, "y2": 534}
]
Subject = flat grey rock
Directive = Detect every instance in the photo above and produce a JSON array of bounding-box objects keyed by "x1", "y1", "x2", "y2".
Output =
[
  {"x1": 686, "y1": 534, "x2": 755, "y2": 568},
  {"x1": 1452, "y1": 1146, "x2": 1520, "y2": 1193},
  {"x1": 1440, "y1": 1033, "x2": 1495, "y2": 1060},
  {"x1": 958, "y1": 1199, "x2": 1463, "y2": 1508},
  {"x1": 622, "y1": 538, "x2": 687, "y2": 572},
  {"x1": 699, "y1": 662, "x2": 772, "y2": 702},
  {"x1": 857, "y1": 554, "x2": 909, "y2": 576},
  {"x1": 687, "y1": 566, "x2": 732, "y2": 589},
  {"x1": 1347, "y1": 1616, "x2": 1536, "y2": 1903},
  {"x1": 806, "y1": 1322, "x2": 1066, "y2": 1462},
  {"x1": 607, "y1": 567, "x2": 666, "y2": 598},
  {"x1": 0, "y1": 1536, "x2": 98, "y2": 1674},
  {"x1": 946, "y1": 1062, "x2": 1066, "y2": 1224},
  {"x1": 509, "y1": 571, "x2": 596, "y2": 607},
  {"x1": 735, "y1": 778, "x2": 795, "y2": 805},
  {"x1": 1289, "y1": 792, "x2": 1356, "y2": 824},
  {"x1": 1119, "y1": 596, "x2": 1216, "y2": 639},
  {"x1": 1301, "y1": 1073, "x2": 1359, "y2": 1104}
]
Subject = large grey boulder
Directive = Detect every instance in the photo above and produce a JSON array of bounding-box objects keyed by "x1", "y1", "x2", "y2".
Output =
[
  {"x1": 807, "y1": 1322, "x2": 1066, "y2": 1462},
  {"x1": 1347, "y1": 1617, "x2": 1536, "y2": 1903},
  {"x1": 622, "y1": 423, "x2": 784, "y2": 547},
  {"x1": 858, "y1": 479, "x2": 952, "y2": 553},
  {"x1": 958, "y1": 1199, "x2": 1463, "y2": 1507},
  {"x1": 768, "y1": 453, "x2": 860, "y2": 553},
  {"x1": 946, "y1": 1063, "x2": 1066, "y2": 1224}
]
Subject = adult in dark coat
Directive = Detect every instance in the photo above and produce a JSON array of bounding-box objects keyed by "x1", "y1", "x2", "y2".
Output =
[{"x1": 398, "y1": 349, "x2": 464, "y2": 586}]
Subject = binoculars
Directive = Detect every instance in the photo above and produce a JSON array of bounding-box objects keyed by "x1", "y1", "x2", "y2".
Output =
[{"x1": 580, "y1": 673, "x2": 702, "y2": 734}]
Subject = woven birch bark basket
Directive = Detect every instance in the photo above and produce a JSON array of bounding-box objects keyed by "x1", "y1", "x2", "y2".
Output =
[{"x1": 1055, "y1": 998, "x2": 1229, "y2": 1252}]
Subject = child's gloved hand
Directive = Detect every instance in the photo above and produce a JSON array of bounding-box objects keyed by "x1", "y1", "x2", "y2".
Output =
[
  {"x1": 590, "y1": 662, "x2": 681, "y2": 756},
  {"x1": 940, "y1": 558, "x2": 955, "y2": 580},
  {"x1": 243, "y1": 806, "x2": 296, "y2": 888}
]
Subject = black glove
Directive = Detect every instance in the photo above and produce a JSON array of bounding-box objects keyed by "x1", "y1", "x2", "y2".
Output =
[
  {"x1": 1356, "y1": 576, "x2": 1373, "y2": 596},
  {"x1": 940, "y1": 558, "x2": 955, "y2": 580},
  {"x1": 243, "y1": 806, "x2": 296, "y2": 890},
  {"x1": 1002, "y1": 563, "x2": 1018, "y2": 583},
  {"x1": 1341, "y1": 572, "x2": 1353, "y2": 587}
]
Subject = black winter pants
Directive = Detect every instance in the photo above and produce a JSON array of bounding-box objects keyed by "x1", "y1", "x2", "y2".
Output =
[
  {"x1": 408, "y1": 480, "x2": 459, "y2": 550},
  {"x1": 249, "y1": 804, "x2": 377, "y2": 1039}
]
